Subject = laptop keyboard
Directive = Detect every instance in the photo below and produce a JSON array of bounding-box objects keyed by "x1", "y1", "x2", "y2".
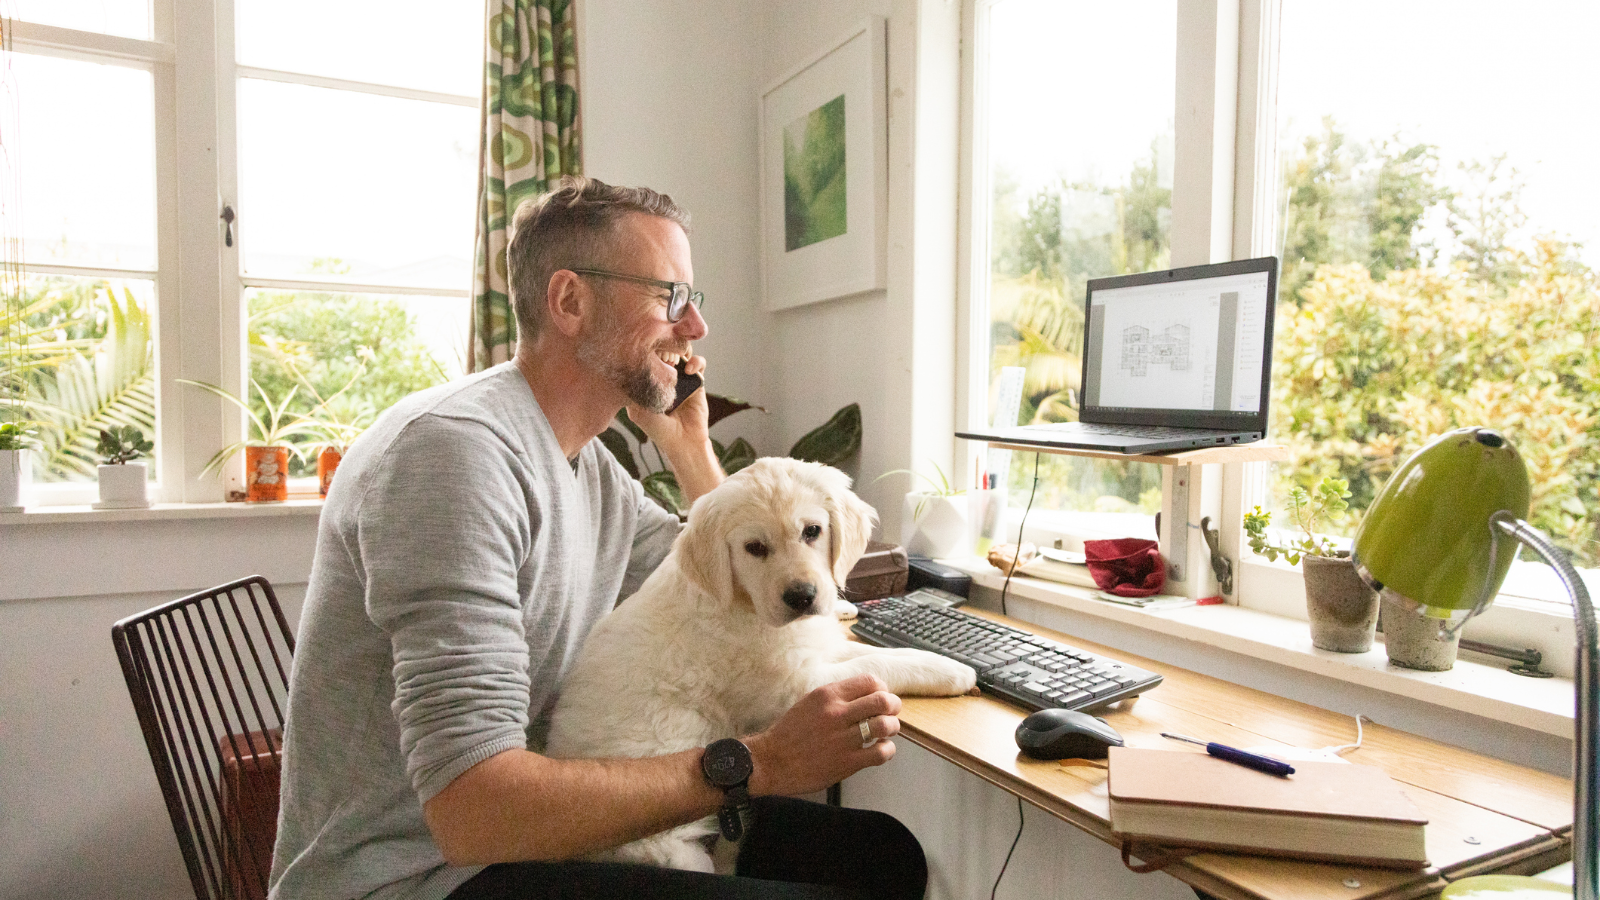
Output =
[
  {"x1": 1031, "y1": 422, "x2": 1215, "y2": 439},
  {"x1": 850, "y1": 594, "x2": 1163, "y2": 713}
]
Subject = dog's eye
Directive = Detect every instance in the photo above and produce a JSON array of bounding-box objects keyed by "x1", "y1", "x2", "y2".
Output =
[
  {"x1": 802, "y1": 524, "x2": 823, "y2": 543},
  {"x1": 744, "y1": 541, "x2": 769, "y2": 558}
]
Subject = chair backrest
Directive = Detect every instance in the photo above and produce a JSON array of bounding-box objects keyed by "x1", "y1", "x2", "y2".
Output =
[{"x1": 112, "y1": 576, "x2": 295, "y2": 900}]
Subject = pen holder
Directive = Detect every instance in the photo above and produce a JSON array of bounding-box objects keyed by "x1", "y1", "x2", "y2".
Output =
[{"x1": 967, "y1": 488, "x2": 1008, "y2": 555}]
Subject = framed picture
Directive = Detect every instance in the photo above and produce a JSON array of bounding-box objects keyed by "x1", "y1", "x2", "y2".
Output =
[{"x1": 759, "y1": 17, "x2": 888, "y2": 312}]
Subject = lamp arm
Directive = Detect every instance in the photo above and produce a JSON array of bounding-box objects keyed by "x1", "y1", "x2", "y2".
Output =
[{"x1": 1494, "y1": 513, "x2": 1598, "y2": 900}]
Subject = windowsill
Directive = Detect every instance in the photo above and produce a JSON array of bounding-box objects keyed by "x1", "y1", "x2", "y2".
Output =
[
  {"x1": 942, "y1": 558, "x2": 1576, "y2": 740},
  {"x1": 0, "y1": 498, "x2": 324, "y2": 524}
]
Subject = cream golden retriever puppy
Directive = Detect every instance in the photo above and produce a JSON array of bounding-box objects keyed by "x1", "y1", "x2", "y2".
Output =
[{"x1": 545, "y1": 457, "x2": 977, "y2": 872}]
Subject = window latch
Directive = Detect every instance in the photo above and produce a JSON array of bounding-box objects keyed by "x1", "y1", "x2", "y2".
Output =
[
  {"x1": 221, "y1": 204, "x2": 236, "y2": 247},
  {"x1": 1201, "y1": 516, "x2": 1233, "y2": 595}
]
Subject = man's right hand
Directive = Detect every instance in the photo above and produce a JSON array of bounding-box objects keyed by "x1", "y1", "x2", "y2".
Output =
[{"x1": 743, "y1": 674, "x2": 903, "y2": 798}]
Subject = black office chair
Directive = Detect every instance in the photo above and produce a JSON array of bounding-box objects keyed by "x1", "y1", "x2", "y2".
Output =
[{"x1": 112, "y1": 576, "x2": 296, "y2": 900}]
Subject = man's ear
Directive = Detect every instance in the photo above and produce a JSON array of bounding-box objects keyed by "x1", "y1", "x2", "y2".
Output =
[{"x1": 544, "y1": 269, "x2": 589, "y2": 338}]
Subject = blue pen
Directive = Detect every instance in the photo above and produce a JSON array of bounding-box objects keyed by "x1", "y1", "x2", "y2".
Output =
[{"x1": 1160, "y1": 732, "x2": 1296, "y2": 777}]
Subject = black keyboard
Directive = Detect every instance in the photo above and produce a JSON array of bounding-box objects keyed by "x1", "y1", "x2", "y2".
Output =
[{"x1": 850, "y1": 593, "x2": 1163, "y2": 713}]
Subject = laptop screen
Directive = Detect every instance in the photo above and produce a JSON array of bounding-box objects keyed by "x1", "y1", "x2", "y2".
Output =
[{"x1": 1079, "y1": 256, "x2": 1278, "y2": 431}]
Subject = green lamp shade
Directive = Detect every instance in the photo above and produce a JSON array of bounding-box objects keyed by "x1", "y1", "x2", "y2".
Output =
[{"x1": 1351, "y1": 427, "x2": 1531, "y2": 614}]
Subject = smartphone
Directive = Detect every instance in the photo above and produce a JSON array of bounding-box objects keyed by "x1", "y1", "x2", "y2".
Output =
[{"x1": 668, "y1": 358, "x2": 703, "y2": 413}]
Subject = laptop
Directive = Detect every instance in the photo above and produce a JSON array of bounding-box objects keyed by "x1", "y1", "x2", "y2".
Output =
[{"x1": 959, "y1": 256, "x2": 1279, "y2": 454}]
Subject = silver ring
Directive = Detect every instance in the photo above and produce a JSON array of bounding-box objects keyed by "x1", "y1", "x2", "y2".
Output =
[{"x1": 859, "y1": 718, "x2": 876, "y2": 748}]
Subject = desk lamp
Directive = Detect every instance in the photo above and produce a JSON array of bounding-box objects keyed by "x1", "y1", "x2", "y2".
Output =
[{"x1": 1351, "y1": 427, "x2": 1595, "y2": 899}]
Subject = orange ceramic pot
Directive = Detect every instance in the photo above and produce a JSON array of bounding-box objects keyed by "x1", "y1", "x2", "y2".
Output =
[
  {"x1": 245, "y1": 445, "x2": 289, "y2": 502},
  {"x1": 317, "y1": 446, "x2": 342, "y2": 498}
]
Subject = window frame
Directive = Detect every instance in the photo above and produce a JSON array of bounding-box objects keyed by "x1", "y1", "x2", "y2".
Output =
[
  {"x1": 958, "y1": 0, "x2": 1579, "y2": 672},
  {"x1": 7, "y1": 0, "x2": 478, "y2": 505}
]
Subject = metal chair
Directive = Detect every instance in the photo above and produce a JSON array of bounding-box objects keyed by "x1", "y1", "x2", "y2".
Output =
[{"x1": 113, "y1": 576, "x2": 295, "y2": 900}]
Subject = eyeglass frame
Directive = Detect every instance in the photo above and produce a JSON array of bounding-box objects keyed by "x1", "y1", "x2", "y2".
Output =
[{"x1": 568, "y1": 268, "x2": 705, "y2": 323}]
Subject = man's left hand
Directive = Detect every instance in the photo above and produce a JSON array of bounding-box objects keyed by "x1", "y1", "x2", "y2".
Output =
[{"x1": 629, "y1": 354, "x2": 723, "y2": 503}]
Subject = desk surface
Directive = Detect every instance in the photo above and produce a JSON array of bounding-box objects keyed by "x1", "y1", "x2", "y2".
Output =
[{"x1": 888, "y1": 607, "x2": 1573, "y2": 900}]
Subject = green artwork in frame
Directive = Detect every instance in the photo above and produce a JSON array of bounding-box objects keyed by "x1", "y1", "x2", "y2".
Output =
[{"x1": 782, "y1": 94, "x2": 848, "y2": 252}]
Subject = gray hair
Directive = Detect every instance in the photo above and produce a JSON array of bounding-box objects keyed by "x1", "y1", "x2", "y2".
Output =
[{"x1": 506, "y1": 176, "x2": 691, "y2": 344}]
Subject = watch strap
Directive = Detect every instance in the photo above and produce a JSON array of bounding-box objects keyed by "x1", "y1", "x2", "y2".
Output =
[{"x1": 716, "y1": 784, "x2": 752, "y2": 841}]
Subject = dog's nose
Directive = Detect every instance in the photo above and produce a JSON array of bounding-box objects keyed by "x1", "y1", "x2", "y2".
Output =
[{"x1": 782, "y1": 581, "x2": 818, "y2": 611}]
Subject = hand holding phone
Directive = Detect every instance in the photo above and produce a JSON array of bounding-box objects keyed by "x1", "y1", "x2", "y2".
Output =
[{"x1": 669, "y1": 358, "x2": 704, "y2": 414}]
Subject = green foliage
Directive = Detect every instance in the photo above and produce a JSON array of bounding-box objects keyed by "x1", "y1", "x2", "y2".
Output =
[
  {"x1": 1243, "y1": 477, "x2": 1351, "y2": 565},
  {"x1": 177, "y1": 378, "x2": 339, "y2": 478},
  {"x1": 601, "y1": 400, "x2": 863, "y2": 517},
  {"x1": 877, "y1": 460, "x2": 962, "y2": 523},
  {"x1": 1273, "y1": 121, "x2": 1600, "y2": 565},
  {"x1": 97, "y1": 425, "x2": 152, "y2": 465},
  {"x1": 0, "y1": 422, "x2": 35, "y2": 451}
]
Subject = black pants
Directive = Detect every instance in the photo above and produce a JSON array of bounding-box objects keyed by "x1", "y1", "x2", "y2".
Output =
[{"x1": 446, "y1": 796, "x2": 927, "y2": 900}]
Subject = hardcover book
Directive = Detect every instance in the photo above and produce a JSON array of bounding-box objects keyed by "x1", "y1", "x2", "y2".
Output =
[{"x1": 1107, "y1": 747, "x2": 1429, "y2": 868}]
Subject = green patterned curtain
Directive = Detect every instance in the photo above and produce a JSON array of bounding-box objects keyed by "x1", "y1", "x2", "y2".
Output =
[{"x1": 470, "y1": 0, "x2": 582, "y2": 370}]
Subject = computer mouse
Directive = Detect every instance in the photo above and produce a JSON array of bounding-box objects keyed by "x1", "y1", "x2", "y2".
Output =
[{"x1": 1014, "y1": 708, "x2": 1125, "y2": 760}]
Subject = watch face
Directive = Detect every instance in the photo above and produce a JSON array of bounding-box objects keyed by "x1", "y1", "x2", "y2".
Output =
[{"x1": 702, "y1": 738, "x2": 753, "y2": 787}]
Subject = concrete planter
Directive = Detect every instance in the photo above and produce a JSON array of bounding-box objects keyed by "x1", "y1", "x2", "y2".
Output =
[
  {"x1": 1380, "y1": 594, "x2": 1462, "y2": 671},
  {"x1": 1302, "y1": 552, "x2": 1379, "y2": 652},
  {"x1": 95, "y1": 462, "x2": 151, "y2": 509}
]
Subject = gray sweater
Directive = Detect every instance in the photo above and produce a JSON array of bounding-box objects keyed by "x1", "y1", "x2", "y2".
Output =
[{"x1": 269, "y1": 364, "x2": 680, "y2": 900}]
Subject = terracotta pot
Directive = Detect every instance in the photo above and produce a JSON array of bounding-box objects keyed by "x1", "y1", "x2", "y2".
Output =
[
  {"x1": 245, "y1": 446, "x2": 289, "y2": 502},
  {"x1": 317, "y1": 447, "x2": 342, "y2": 498},
  {"x1": 1302, "y1": 552, "x2": 1379, "y2": 653}
]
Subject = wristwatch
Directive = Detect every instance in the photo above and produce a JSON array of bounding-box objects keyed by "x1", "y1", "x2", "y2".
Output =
[{"x1": 700, "y1": 738, "x2": 754, "y2": 841}]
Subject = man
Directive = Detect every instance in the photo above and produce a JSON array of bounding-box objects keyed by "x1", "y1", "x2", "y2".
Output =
[{"x1": 270, "y1": 177, "x2": 927, "y2": 900}]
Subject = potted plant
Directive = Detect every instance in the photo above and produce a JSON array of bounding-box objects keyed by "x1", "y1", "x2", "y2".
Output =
[
  {"x1": 178, "y1": 378, "x2": 325, "y2": 502},
  {"x1": 600, "y1": 396, "x2": 862, "y2": 517},
  {"x1": 1, "y1": 421, "x2": 35, "y2": 512},
  {"x1": 1244, "y1": 477, "x2": 1380, "y2": 653},
  {"x1": 94, "y1": 425, "x2": 154, "y2": 509},
  {"x1": 883, "y1": 462, "x2": 968, "y2": 559}
]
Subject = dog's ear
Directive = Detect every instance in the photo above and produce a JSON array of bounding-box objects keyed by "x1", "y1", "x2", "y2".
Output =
[
  {"x1": 823, "y1": 469, "x2": 878, "y2": 584},
  {"x1": 677, "y1": 490, "x2": 735, "y2": 602}
]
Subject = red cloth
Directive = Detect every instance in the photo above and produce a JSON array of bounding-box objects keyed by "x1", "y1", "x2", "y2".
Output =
[{"x1": 1083, "y1": 538, "x2": 1167, "y2": 597}]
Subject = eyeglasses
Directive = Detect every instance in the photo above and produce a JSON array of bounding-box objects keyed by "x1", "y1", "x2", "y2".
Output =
[{"x1": 569, "y1": 268, "x2": 705, "y2": 323}]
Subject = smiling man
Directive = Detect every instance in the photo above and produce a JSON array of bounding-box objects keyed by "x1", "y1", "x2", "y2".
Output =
[{"x1": 269, "y1": 178, "x2": 930, "y2": 900}]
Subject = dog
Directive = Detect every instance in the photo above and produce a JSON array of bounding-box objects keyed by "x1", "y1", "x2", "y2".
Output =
[{"x1": 544, "y1": 457, "x2": 978, "y2": 872}]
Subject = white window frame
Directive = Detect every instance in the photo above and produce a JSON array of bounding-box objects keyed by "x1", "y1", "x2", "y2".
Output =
[
  {"x1": 958, "y1": 0, "x2": 1580, "y2": 673},
  {"x1": 8, "y1": 0, "x2": 476, "y2": 506}
]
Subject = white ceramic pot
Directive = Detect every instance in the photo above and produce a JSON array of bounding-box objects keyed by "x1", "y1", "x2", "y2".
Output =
[
  {"x1": 95, "y1": 461, "x2": 151, "y2": 509},
  {"x1": 1, "y1": 448, "x2": 28, "y2": 512},
  {"x1": 900, "y1": 492, "x2": 968, "y2": 558}
]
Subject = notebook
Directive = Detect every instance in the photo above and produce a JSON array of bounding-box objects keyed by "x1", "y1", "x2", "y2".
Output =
[
  {"x1": 1107, "y1": 747, "x2": 1429, "y2": 869},
  {"x1": 959, "y1": 256, "x2": 1279, "y2": 454}
]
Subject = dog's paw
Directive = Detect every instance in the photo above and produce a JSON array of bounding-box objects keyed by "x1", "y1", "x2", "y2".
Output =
[{"x1": 929, "y1": 653, "x2": 979, "y2": 695}]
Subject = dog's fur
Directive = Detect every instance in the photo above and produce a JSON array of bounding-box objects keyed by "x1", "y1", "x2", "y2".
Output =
[{"x1": 544, "y1": 457, "x2": 977, "y2": 872}]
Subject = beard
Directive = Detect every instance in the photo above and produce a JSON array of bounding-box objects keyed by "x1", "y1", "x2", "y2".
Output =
[{"x1": 575, "y1": 316, "x2": 674, "y2": 413}]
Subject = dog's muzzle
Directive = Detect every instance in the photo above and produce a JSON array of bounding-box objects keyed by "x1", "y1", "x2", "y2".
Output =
[{"x1": 782, "y1": 581, "x2": 818, "y2": 612}]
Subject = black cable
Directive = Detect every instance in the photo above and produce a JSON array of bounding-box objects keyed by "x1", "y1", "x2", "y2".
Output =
[
  {"x1": 998, "y1": 452, "x2": 1041, "y2": 617},
  {"x1": 990, "y1": 796, "x2": 1025, "y2": 900}
]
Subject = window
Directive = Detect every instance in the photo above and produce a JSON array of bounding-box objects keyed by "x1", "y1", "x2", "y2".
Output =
[
  {"x1": 3, "y1": 0, "x2": 479, "y2": 501},
  {"x1": 972, "y1": 0, "x2": 1178, "y2": 543},
  {"x1": 1264, "y1": 0, "x2": 1600, "y2": 609},
  {"x1": 965, "y1": 0, "x2": 1593, "y2": 648}
]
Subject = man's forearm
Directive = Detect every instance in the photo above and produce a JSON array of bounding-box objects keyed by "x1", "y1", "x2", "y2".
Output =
[
  {"x1": 422, "y1": 747, "x2": 723, "y2": 866},
  {"x1": 665, "y1": 438, "x2": 724, "y2": 504}
]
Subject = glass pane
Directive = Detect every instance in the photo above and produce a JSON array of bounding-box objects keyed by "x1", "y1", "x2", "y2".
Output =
[
  {"x1": 7, "y1": 54, "x2": 156, "y2": 270},
  {"x1": 12, "y1": 0, "x2": 150, "y2": 40},
  {"x1": 3, "y1": 276, "x2": 157, "y2": 484},
  {"x1": 1270, "y1": 1, "x2": 1600, "y2": 587},
  {"x1": 235, "y1": 0, "x2": 482, "y2": 97},
  {"x1": 237, "y1": 79, "x2": 477, "y2": 290},
  {"x1": 982, "y1": 0, "x2": 1175, "y2": 531},
  {"x1": 246, "y1": 288, "x2": 466, "y2": 475}
]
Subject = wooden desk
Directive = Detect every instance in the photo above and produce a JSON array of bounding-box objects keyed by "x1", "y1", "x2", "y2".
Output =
[{"x1": 889, "y1": 608, "x2": 1573, "y2": 900}]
